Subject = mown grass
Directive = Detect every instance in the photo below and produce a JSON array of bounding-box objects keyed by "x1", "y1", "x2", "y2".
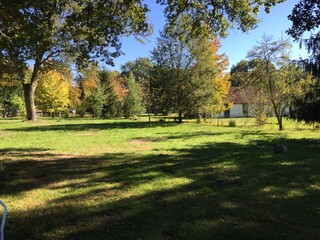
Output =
[{"x1": 0, "y1": 117, "x2": 319, "y2": 240}]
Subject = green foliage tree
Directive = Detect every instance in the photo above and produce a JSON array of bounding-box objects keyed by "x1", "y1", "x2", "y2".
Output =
[
  {"x1": 287, "y1": 0, "x2": 320, "y2": 40},
  {"x1": 151, "y1": 18, "x2": 230, "y2": 123},
  {"x1": 150, "y1": 26, "x2": 197, "y2": 122},
  {"x1": 289, "y1": 79, "x2": 320, "y2": 127},
  {"x1": 246, "y1": 35, "x2": 312, "y2": 130},
  {"x1": 120, "y1": 57, "x2": 153, "y2": 82},
  {"x1": 230, "y1": 59, "x2": 259, "y2": 86},
  {"x1": 287, "y1": 0, "x2": 320, "y2": 125},
  {"x1": 121, "y1": 58, "x2": 154, "y2": 120},
  {"x1": 0, "y1": 82, "x2": 24, "y2": 117},
  {"x1": 99, "y1": 70, "x2": 123, "y2": 118},
  {"x1": 123, "y1": 73, "x2": 144, "y2": 118},
  {"x1": 152, "y1": 29, "x2": 221, "y2": 123},
  {"x1": 84, "y1": 84, "x2": 105, "y2": 118},
  {"x1": 157, "y1": 0, "x2": 285, "y2": 38}
]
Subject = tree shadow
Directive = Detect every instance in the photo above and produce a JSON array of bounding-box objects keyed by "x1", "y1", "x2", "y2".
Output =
[
  {"x1": 1, "y1": 138, "x2": 319, "y2": 239},
  {"x1": 5, "y1": 121, "x2": 177, "y2": 132}
]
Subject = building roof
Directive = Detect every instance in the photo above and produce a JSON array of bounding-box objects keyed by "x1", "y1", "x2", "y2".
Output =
[{"x1": 226, "y1": 86, "x2": 254, "y2": 104}]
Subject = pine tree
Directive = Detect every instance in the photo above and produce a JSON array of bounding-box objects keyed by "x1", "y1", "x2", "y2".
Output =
[{"x1": 123, "y1": 73, "x2": 144, "y2": 118}]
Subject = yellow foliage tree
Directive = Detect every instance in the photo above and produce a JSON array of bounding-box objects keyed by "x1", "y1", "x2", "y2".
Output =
[{"x1": 35, "y1": 70, "x2": 69, "y2": 116}]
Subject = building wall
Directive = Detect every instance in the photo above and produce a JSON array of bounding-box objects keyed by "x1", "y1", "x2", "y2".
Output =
[
  {"x1": 230, "y1": 104, "x2": 243, "y2": 118},
  {"x1": 217, "y1": 103, "x2": 256, "y2": 118}
]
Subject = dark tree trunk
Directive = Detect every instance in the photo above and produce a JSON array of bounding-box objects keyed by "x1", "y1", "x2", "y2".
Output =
[
  {"x1": 178, "y1": 112, "x2": 183, "y2": 123},
  {"x1": 23, "y1": 82, "x2": 38, "y2": 121},
  {"x1": 277, "y1": 116, "x2": 283, "y2": 131},
  {"x1": 272, "y1": 102, "x2": 283, "y2": 131}
]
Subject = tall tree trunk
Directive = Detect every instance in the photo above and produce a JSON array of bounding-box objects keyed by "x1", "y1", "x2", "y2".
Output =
[
  {"x1": 24, "y1": 60, "x2": 41, "y2": 121},
  {"x1": 23, "y1": 82, "x2": 38, "y2": 121},
  {"x1": 278, "y1": 117, "x2": 283, "y2": 131},
  {"x1": 178, "y1": 112, "x2": 182, "y2": 123},
  {"x1": 272, "y1": 103, "x2": 283, "y2": 131}
]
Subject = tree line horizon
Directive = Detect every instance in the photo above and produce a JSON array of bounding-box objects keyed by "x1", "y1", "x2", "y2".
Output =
[{"x1": 0, "y1": 0, "x2": 319, "y2": 130}]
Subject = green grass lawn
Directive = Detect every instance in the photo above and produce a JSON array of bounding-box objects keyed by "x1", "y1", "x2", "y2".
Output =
[{"x1": 0, "y1": 117, "x2": 319, "y2": 239}]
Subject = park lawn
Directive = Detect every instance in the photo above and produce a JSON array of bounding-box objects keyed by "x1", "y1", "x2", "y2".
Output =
[{"x1": 0, "y1": 117, "x2": 319, "y2": 239}]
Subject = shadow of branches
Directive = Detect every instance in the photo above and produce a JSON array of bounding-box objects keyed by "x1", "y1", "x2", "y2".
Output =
[{"x1": 1, "y1": 137, "x2": 319, "y2": 239}]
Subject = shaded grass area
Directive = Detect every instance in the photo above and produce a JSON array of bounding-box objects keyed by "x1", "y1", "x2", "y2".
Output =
[{"x1": 0, "y1": 119, "x2": 319, "y2": 239}]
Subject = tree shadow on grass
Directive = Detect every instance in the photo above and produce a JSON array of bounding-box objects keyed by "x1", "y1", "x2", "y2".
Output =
[
  {"x1": 6, "y1": 121, "x2": 177, "y2": 132},
  {"x1": 1, "y1": 138, "x2": 319, "y2": 239}
]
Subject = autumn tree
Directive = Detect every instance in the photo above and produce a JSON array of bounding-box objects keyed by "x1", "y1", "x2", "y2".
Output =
[
  {"x1": 68, "y1": 83, "x2": 82, "y2": 111},
  {"x1": 246, "y1": 35, "x2": 312, "y2": 130},
  {"x1": 206, "y1": 38, "x2": 231, "y2": 116},
  {"x1": 35, "y1": 70, "x2": 70, "y2": 116},
  {"x1": 1, "y1": 0, "x2": 284, "y2": 121},
  {"x1": 230, "y1": 59, "x2": 272, "y2": 124}
]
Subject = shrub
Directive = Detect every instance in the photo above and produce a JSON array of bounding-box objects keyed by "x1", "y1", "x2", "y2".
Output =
[
  {"x1": 255, "y1": 112, "x2": 268, "y2": 125},
  {"x1": 228, "y1": 119, "x2": 236, "y2": 127}
]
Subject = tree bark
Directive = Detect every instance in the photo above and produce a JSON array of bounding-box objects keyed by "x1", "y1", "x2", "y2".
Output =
[
  {"x1": 272, "y1": 102, "x2": 283, "y2": 131},
  {"x1": 24, "y1": 59, "x2": 42, "y2": 121},
  {"x1": 178, "y1": 112, "x2": 183, "y2": 123},
  {"x1": 23, "y1": 82, "x2": 38, "y2": 121},
  {"x1": 278, "y1": 118, "x2": 283, "y2": 131}
]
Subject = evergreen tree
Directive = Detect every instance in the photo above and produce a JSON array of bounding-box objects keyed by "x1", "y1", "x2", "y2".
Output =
[
  {"x1": 99, "y1": 70, "x2": 122, "y2": 118},
  {"x1": 123, "y1": 73, "x2": 144, "y2": 118},
  {"x1": 85, "y1": 84, "x2": 105, "y2": 118}
]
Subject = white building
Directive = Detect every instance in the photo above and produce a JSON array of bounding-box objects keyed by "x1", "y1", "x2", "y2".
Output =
[{"x1": 222, "y1": 87, "x2": 254, "y2": 118}]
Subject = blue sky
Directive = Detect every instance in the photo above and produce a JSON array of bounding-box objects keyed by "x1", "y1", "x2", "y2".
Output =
[{"x1": 106, "y1": 0, "x2": 308, "y2": 72}]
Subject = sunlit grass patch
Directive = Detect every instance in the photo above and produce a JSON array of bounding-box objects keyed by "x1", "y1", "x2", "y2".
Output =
[
  {"x1": 131, "y1": 176, "x2": 192, "y2": 196},
  {"x1": 0, "y1": 118, "x2": 319, "y2": 239}
]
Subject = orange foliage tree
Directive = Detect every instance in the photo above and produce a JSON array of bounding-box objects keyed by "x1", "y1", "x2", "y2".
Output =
[{"x1": 207, "y1": 38, "x2": 231, "y2": 114}]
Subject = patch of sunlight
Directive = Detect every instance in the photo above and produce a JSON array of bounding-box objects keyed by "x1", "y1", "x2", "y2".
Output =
[
  {"x1": 215, "y1": 161, "x2": 239, "y2": 171},
  {"x1": 47, "y1": 178, "x2": 89, "y2": 189},
  {"x1": 5, "y1": 189, "x2": 63, "y2": 212},
  {"x1": 309, "y1": 183, "x2": 320, "y2": 190},
  {"x1": 130, "y1": 176, "x2": 192, "y2": 196},
  {"x1": 285, "y1": 189, "x2": 306, "y2": 198},
  {"x1": 262, "y1": 186, "x2": 279, "y2": 193},
  {"x1": 0, "y1": 130, "x2": 15, "y2": 138},
  {"x1": 279, "y1": 161, "x2": 305, "y2": 166},
  {"x1": 261, "y1": 185, "x2": 284, "y2": 199},
  {"x1": 220, "y1": 201, "x2": 240, "y2": 209},
  {"x1": 138, "y1": 171, "x2": 162, "y2": 178}
]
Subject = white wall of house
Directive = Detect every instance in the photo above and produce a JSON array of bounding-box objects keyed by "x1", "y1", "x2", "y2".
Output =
[
  {"x1": 216, "y1": 103, "x2": 256, "y2": 118},
  {"x1": 230, "y1": 104, "x2": 243, "y2": 118}
]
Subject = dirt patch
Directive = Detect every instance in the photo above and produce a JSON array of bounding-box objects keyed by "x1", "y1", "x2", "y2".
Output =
[
  {"x1": 130, "y1": 139, "x2": 153, "y2": 151},
  {"x1": 78, "y1": 131, "x2": 97, "y2": 137}
]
